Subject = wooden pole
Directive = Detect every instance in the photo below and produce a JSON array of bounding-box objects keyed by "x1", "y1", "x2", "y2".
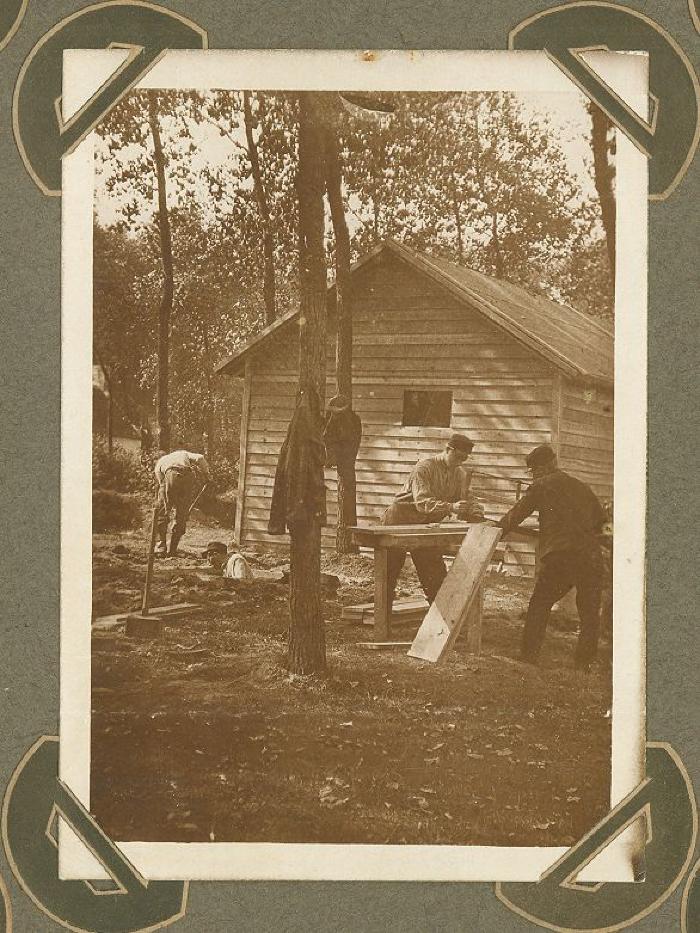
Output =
[{"x1": 141, "y1": 506, "x2": 158, "y2": 615}]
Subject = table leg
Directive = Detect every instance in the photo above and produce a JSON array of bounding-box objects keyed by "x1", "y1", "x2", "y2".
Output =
[
  {"x1": 373, "y1": 547, "x2": 391, "y2": 642},
  {"x1": 465, "y1": 584, "x2": 483, "y2": 654}
]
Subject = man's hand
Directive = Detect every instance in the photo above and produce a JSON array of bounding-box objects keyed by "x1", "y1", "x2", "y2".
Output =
[{"x1": 452, "y1": 500, "x2": 484, "y2": 520}]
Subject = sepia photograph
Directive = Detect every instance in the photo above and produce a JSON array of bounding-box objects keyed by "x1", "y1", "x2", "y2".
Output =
[{"x1": 60, "y1": 50, "x2": 647, "y2": 881}]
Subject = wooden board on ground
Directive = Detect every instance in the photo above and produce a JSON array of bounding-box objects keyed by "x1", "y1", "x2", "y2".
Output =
[
  {"x1": 358, "y1": 641, "x2": 414, "y2": 650},
  {"x1": 93, "y1": 603, "x2": 200, "y2": 631},
  {"x1": 342, "y1": 596, "x2": 428, "y2": 626},
  {"x1": 408, "y1": 525, "x2": 502, "y2": 663}
]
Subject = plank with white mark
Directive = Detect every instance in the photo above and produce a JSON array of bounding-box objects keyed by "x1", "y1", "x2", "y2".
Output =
[{"x1": 408, "y1": 525, "x2": 502, "y2": 663}]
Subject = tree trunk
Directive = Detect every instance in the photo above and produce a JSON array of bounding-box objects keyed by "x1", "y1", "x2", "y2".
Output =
[
  {"x1": 107, "y1": 391, "x2": 113, "y2": 453},
  {"x1": 147, "y1": 92, "x2": 173, "y2": 452},
  {"x1": 324, "y1": 124, "x2": 358, "y2": 554},
  {"x1": 454, "y1": 201, "x2": 464, "y2": 260},
  {"x1": 473, "y1": 110, "x2": 505, "y2": 279},
  {"x1": 243, "y1": 90, "x2": 277, "y2": 325},
  {"x1": 287, "y1": 92, "x2": 327, "y2": 675},
  {"x1": 491, "y1": 211, "x2": 504, "y2": 279},
  {"x1": 589, "y1": 102, "x2": 616, "y2": 278}
]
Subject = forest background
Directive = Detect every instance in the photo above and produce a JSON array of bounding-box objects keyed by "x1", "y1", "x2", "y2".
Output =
[{"x1": 92, "y1": 87, "x2": 615, "y2": 490}]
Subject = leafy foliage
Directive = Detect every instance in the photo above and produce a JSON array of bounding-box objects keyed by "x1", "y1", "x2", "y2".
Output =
[
  {"x1": 93, "y1": 437, "x2": 150, "y2": 493},
  {"x1": 93, "y1": 88, "x2": 614, "y2": 484}
]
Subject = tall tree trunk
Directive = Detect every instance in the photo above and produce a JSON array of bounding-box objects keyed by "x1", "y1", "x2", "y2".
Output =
[
  {"x1": 589, "y1": 102, "x2": 616, "y2": 279},
  {"x1": 147, "y1": 92, "x2": 173, "y2": 451},
  {"x1": 96, "y1": 352, "x2": 114, "y2": 452},
  {"x1": 454, "y1": 201, "x2": 464, "y2": 260},
  {"x1": 324, "y1": 124, "x2": 358, "y2": 554},
  {"x1": 243, "y1": 90, "x2": 277, "y2": 325},
  {"x1": 491, "y1": 212, "x2": 504, "y2": 279},
  {"x1": 473, "y1": 110, "x2": 505, "y2": 279},
  {"x1": 107, "y1": 392, "x2": 113, "y2": 453},
  {"x1": 287, "y1": 92, "x2": 327, "y2": 675}
]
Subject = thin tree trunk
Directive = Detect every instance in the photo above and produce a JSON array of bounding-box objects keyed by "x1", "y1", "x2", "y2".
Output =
[
  {"x1": 243, "y1": 90, "x2": 277, "y2": 325},
  {"x1": 491, "y1": 212, "x2": 504, "y2": 278},
  {"x1": 147, "y1": 92, "x2": 173, "y2": 452},
  {"x1": 288, "y1": 92, "x2": 327, "y2": 675},
  {"x1": 589, "y1": 102, "x2": 616, "y2": 278},
  {"x1": 107, "y1": 392, "x2": 113, "y2": 453},
  {"x1": 473, "y1": 110, "x2": 505, "y2": 279},
  {"x1": 324, "y1": 124, "x2": 358, "y2": 554},
  {"x1": 454, "y1": 201, "x2": 464, "y2": 260},
  {"x1": 95, "y1": 352, "x2": 114, "y2": 452}
]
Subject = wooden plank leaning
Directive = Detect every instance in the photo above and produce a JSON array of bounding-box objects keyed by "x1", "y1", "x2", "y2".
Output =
[{"x1": 408, "y1": 524, "x2": 502, "y2": 663}]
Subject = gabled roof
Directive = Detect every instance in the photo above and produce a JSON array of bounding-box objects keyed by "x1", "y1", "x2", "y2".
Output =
[{"x1": 216, "y1": 239, "x2": 613, "y2": 385}]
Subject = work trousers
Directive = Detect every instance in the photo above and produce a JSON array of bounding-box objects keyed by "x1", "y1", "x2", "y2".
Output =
[
  {"x1": 381, "y1": 503, "x2": 447, "y2": 608},
  {"x1": 524, "y1": 547, "x2": 603, "y2": 666},
  {"x1": 155, "y1": 469, "x2": 196, "y2": 548}
]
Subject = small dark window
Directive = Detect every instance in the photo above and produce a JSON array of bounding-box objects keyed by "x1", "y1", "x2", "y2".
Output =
[{"x1": 402, "y1": 390, "x2": 453, "y2": 427}]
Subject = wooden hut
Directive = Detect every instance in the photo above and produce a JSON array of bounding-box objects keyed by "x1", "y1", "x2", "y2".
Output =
[{"x1": 216, "y1": 240, "x2": 613, "y2": 576}]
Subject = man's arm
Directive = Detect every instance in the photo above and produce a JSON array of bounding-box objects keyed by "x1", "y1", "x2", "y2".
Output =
[
  {"x1": 498, "y1": 485, "x2": 540, "y2": 533},
  {"x1": 192, "y1": 455, "x2": 211, "y2": 482},
  {"x1": 411, "y1": 462, "x2": 457, "y2": 517}
]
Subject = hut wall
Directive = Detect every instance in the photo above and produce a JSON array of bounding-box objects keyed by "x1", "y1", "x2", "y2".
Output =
[
  {"x1": 557, "y1": 378, "x2": 614, "y2": 504},
  {"x1": 240, "y1": 255, "x2": 560, "y2": 576}
]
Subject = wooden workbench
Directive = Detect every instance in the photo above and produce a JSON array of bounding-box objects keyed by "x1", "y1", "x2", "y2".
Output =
[{"x1": 349, "y1": 523, "x2": 478, "y2": 642}]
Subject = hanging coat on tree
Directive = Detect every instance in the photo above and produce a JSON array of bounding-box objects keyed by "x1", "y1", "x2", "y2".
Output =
[{"x1": 268, "y1": 388, "x2": 327, "y2": 534}]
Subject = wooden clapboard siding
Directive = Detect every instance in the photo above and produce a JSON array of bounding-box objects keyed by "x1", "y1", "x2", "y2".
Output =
[
  {"x1": 237, "y1": 255, "x2": 618, "y2": 577},
  {"x1": 558, "y1": 379, "x2": 614, "y2": 502},
  {"x1": 234, "y1": 361, "x2": 253, "y2": 544}
]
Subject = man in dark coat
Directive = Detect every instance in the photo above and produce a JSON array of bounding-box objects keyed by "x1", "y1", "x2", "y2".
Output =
[
  {"x1": 497, "y1": 444, "x2": 606, "y2": 669},
  {"x1": 324, "y1": 393, "x2": 362, "y2": 533},
  {"x1": 323, "y1": 394, "x2": 362, "y2": 470},
  {"x1": 382, "y1": 433, "x2": 484, "y2": 611}
]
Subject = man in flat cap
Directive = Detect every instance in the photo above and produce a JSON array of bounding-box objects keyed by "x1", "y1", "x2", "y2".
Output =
[
  {"x1": 382, "y1": 433, "x2": 484, "y2": 612},
  {"x1": 497, "y1": 444, "x2": 606, "y2": 670}
]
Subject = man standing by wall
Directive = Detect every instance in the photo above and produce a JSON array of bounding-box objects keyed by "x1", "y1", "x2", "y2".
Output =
[
  {"x1": 497, "y1": 444, "x2": 606, "y2": 670},
  {"x1": 382, "y1": 433, "x2": 484, "y2": 612},
  {"x1": 154, "y1": 449, "x2": 210, "y2": 556}
]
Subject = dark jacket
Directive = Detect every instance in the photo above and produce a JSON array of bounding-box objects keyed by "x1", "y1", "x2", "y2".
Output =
[
  {"x1": 323, "y1": 408, "x2": 362, "y2": 470},
  {"x1": 498, "y1": 468, "x2": 605, "y2": 559},
  {"x1": 268, "y1": 389, "x2": 327, "y2": 534}
]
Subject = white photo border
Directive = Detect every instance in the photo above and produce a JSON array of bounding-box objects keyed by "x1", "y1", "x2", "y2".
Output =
[{"x1": 60, "y1": 48, "x2": 648, "y2": 882}]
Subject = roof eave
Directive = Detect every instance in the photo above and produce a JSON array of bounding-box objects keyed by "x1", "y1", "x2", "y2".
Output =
[{"x1": 384, "y1": 240, "x2": 612, "y2": 384}]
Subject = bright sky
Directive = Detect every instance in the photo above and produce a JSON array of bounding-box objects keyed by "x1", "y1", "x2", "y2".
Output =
[{"x1": 94, "y1": 88, "x2": 600, "y2": 231}]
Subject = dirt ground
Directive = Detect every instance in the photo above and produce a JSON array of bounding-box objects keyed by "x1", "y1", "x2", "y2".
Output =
[{"x1": 90, "y1": 513, "x2": 612, "y2": 848}]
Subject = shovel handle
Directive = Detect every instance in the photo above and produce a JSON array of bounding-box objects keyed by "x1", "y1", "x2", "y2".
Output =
[
  {"x1": 142, "y1": 506, "x2": 158, "y2": 614},
  {"x1": 188, "y1": 482, "x2": 209, "y2": 517}
]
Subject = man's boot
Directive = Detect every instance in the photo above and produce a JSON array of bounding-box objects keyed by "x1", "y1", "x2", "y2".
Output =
[{"x1": 168, "y1": 531, "x2": 182, "y2": 557}]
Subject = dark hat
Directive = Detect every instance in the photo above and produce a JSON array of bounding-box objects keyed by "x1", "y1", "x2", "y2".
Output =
[
  {"x1": 205, "y1": 540, "x2": 228, "y2": 555},
  {"x1": 526, "y1": 444, "x2": 557, "y2": 468},
  {"x1": 327, "y1": 394, "x2": 350, "y2": 412},
  {"x1": 447, "y1": 433, "x2": 474, "y2": 456}
]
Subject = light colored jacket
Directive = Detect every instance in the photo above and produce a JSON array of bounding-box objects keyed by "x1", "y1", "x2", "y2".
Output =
[{"x1": 155, "y1": 450, "x2": 210, "y2": 485}]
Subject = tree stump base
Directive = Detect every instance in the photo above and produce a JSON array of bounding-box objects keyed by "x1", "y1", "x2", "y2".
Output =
[{"x1": 125, "y1": 613, "x2": 164, "y2": 639}]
